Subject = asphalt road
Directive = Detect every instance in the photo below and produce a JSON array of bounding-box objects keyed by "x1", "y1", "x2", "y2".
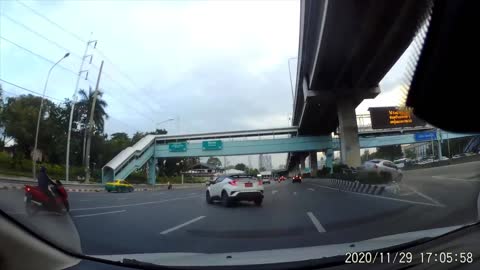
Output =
[{"x1": 1, "y1": 161, "x2": 479, "y2": 258}]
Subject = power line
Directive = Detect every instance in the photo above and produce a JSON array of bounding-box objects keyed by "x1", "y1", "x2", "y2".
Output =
[
  {"x1": 0, "y1": 78, "x2": 63, "y2": 102},
  {"x1": 0, "y1": 12, "x2": 83, "y2": 60},
  {"x1": 108, "y1": 116, "x2": 142, "y2": 134},
  {"x1": 15, "y1": 0, "x2": 87, "y2": 44},
  {"x1": 9, "y1": 1, "x2": 161, "y2": 130},
  {"x1": 91, "y1": 53, "x2": 163, "y2": 115},
  {"x1": 102, "y1": 91, "x2": 155, "y2": 122},
  {"x1": 99, "y1": 70, "x2": 161, "y2": 115},
  {"x1": 0, "y1": 79, "x2": 145, "y2": 133},
  {"x1": 0, "y1": 35, "x2": 79, "y2": 76},
  {"x1": 95, "y1": 49, "x2": 139, "y2": 87}
]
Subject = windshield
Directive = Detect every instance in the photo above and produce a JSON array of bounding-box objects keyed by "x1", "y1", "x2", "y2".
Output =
[{"x1": 0, "y1": 0, "x2": 479, "y2": 268}]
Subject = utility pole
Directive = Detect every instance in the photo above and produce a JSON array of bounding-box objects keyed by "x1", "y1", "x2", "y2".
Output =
[
  {"x1": 85, "y1": 61, "x2": 104, "y2": 183},
  {"x1": 66, "y1": 39, "x2": 96, "y2": 182}
]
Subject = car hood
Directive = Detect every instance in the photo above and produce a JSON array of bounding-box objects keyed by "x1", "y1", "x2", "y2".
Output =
[{"x1": 93, "y1": 225, "x2": 462, "y2": 267}]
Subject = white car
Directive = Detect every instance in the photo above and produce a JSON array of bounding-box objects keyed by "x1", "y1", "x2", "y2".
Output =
[
  {"x1": 262, "y1": 178, "x2": 271, "y2": 184},
  {"x1": 206, "y1": 174, "x2": 264, "y2": 207},
  {"x1": 360, "y1": 159, "x2": 403, "y2": 182}
]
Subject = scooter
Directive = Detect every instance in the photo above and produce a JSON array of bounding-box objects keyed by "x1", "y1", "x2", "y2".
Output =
[{"x1": 24, "y1": 180, "x2": 70, "y2": 216}]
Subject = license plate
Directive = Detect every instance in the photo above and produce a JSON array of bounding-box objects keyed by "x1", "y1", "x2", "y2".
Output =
[{"x1": 245, "y1": 183, "x2": 253, "y2": 187}]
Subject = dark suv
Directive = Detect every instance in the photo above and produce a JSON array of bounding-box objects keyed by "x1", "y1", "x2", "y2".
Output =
[{"x1": 292, "y1": 175, "x2": 302, "y2": 183}]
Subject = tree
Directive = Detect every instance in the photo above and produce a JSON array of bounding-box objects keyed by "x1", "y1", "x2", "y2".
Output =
[
  {"x1": 3, "y1": 95, "x2": 61, "y2": 160},
  {"x1": 234, "y1": 163, "x2": 247, "y2": 171},
  {"x1": 157, "y1": 157, "x2": 200, "y2": 177},
  {"x1": 103, "y1": 132, "x2": 131, "y2": 163},
  {"x1": 371, "y1": 145, "x2": 403, "y2": 161},
  {"x1": 247, "y1": 168, "x2": 259, "y2": 175},
  {"x1": 0, "y1": 84, "x2": 4, "y2": 150},
  {"x1": 404, "y1": 149, "x2": 416, "y2": 160},
  {"x1": 259, "y1": 167, "x2": 266, "y2": 172},
  {"x1": 361, "y1": 149, "x2": 371, "y2": 162},
  {"x1": 131, "y1": 129, "x2": 168, "y2": 145},
  {"x1": 206, "y1": 157, "x2": 222, "y2": 168},
  {"x1": 77, "y1": 88, "x2": 109, "y2": 133}
]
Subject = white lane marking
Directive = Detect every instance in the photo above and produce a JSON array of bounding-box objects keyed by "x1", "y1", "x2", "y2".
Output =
[
  {"x1": 307, "y1": 212, "x2": 326, "y2": 233},
  {"x1": 293, "y1": 192, "x2": 297, "y2": 196},
  {"x1": 150, "y1": 192, "x2": 165, "y2": 196},
  {"x1": 188, "y1": 193, "x2": 197, "y2": 196},
  {"x1": 404, "y1": 185, "x2": 445, "y2": 207},
  {"x1": 71, "y1": 195, "x2": 199, "y2": 211},
  {"x1": 73, "y1": 210, "x2": 126, "y2": 218},
  {"x1": 399, "y1": 191, "x2": 415, "y2": 196},
  {"x1": 272, "y1": 190, "x2": 278, "y2": 195},
  {"x1": 160, "y1": 216, "x2": 206, "y2": 235},
  {"x1": 307, "y1": 183, "x2": 445, "y2": 207},
  {"x1": 432, "y1": 175, "x2": 480, "y2": 182},
  {"x1": 308, "y1": 188, "x2": 315, "y2": 191}
]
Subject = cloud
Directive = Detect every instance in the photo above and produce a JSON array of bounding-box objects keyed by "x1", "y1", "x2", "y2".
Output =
[{"x1": 1, "y1": 1, "x2": 299, "y2": 167}]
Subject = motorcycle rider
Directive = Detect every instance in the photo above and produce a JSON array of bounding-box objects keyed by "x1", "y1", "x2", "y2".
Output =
[{"x1": 37, "y1": 166, "x2": 56, "y2": 205}]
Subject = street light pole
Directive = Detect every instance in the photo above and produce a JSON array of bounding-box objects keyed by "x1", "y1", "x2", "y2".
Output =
[
  {"x1": 155, "y1": 118, "x2": 174, "y2": 132},
  {"x1": 32, "y1": 53, "x2": 70, "y2": 179}
]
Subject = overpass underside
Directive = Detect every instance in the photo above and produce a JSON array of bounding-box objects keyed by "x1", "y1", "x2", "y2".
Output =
[{"x1": 289, "y1": 0, "x2": 431, "y2": 169}]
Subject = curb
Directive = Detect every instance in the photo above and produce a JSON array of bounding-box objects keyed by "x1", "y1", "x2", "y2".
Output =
[
  {"x1": 328, "y1": 179, "x2": 385, "y2": 195},
  {"x1": 0, "y1": 184, "x2": 105, "y2": 193},
  {"x1": 1, "y1": 184, "x2": 203, "y2": 193}
]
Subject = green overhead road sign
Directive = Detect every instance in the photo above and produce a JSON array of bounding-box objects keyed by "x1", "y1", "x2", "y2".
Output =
[
  {"x1": 169, "y1": 142, "x2": 187, "y2": 152},
  {"x1": 202, "y1": 140, "x2": 223, "y2": 150}
]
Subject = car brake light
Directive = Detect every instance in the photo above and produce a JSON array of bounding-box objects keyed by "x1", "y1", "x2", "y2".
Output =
[
  {"x1": 26, "y1": 187, "x2": 31, "y2": 192},
  {"x1": 258, "y1": 180, "x2": 263, "y2": 185},
  {"x1": 228, "y1": 180, "x2": 238, "y2": 186}
]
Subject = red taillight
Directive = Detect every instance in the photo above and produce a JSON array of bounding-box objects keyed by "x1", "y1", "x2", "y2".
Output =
[
  {"x1": 299, "y1": 177, "x2": 302, "y2": 180},
  {"x1": 258, "y1": 180, "x2": 263, "y2": 185},
  {"x1": 228, "y1": 180, "x2": 238, "y2": 186},
  {"x1": 26, "y1": 187, "x2": 31, "y2": 192}
]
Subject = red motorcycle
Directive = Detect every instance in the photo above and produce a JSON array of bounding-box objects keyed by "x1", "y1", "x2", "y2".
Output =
[{"x1": 24, "y1": 180, "x2": 70, "y2": 216}]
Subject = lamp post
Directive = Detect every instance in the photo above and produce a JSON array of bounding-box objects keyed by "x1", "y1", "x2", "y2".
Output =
[
  {"x1": 155, "y1": 118, "x2": 174, "y2": 132},
  {"x1": 32, "y1": 53, "x2": 70, "y2": 179}
]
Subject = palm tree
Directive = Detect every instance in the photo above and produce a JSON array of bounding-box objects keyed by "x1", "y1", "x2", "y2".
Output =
[
  {"x1": 78, "y1": 87, "x2": 109, "y2": 132},
  {"x1": 78, "y1": 87, "x2": 108, "y2": 166}
]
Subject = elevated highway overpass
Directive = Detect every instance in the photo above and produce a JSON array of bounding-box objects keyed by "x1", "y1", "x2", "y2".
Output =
[{"x1": 291, "y1": 0, "x2": 431, "y2": 167}]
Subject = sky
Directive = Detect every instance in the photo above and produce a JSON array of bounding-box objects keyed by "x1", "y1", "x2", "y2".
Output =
[{"x1": 0, "y1": 0, "x2": 411, "y2": 168}]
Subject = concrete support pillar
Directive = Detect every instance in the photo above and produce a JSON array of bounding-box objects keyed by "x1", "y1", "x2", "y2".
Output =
[
  {"x1": 337, "y1": 99, "x2": 361, "y2": 168},
  {"x1": 309, "y1": 152, "x2": 318, "y2": 177},
  {"x1": 147, "y1": 158, "x2": 156, "y2": 185}
]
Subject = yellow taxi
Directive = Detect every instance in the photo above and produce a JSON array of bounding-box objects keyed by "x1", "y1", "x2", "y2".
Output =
[{"x1": 105, "y1": 180, "x2": 134, "y2": 193}]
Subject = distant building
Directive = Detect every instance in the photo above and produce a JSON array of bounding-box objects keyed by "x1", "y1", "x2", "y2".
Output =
[{"x1": 258, "y1": 154, "x2": 272, "y2": 170}]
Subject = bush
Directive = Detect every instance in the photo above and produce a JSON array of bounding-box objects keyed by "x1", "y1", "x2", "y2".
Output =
[{"x1": 0, "y1": 152, "x2": 11, "y2": 166}]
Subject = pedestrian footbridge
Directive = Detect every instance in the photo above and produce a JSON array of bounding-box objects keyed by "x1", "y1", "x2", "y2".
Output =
[{"x1": 102, "y1": 126, "x2": 475, "y2": 184}]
